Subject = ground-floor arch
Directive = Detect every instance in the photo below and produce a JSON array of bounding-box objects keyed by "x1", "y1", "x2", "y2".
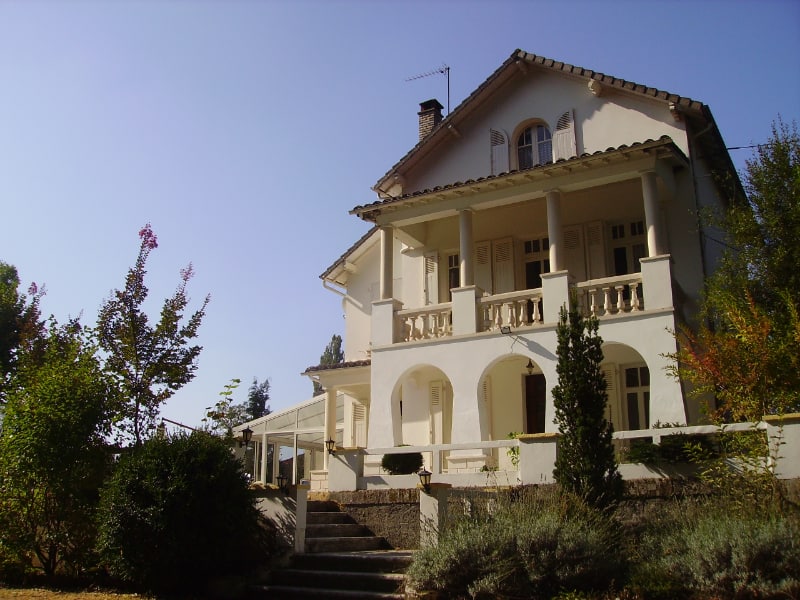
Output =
[{"x1": 389, "y1": 364, "x2": 454, "y2": 448}]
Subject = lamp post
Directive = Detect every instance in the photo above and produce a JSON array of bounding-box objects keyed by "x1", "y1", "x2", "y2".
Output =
[
  {"x1": 418, "y1": 467, "x2": 432, "y2": 492},
  {"x1": 325, "y1": 438, "x2": 336, "y2": 455},
  {"x1": 240, "y1": 426, "x2": 253, "y2": 449}
]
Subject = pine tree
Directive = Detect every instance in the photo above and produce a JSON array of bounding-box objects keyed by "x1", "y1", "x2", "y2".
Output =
[{"x1": 552, "y1": 302, "x2": 622, "y2": 509}]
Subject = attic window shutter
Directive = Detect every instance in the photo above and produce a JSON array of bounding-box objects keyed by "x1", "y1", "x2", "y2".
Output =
[
  {"x1": 553, "y1": 110, "x2": 577, "y2": 162},
  {"x1": 490, "y1": 129, "x2": 509, "y2": 175}
]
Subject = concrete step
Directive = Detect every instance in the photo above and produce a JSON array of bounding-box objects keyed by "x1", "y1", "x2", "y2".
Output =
[
  {"x1": 307, "y1": 511, "x2": 353, "y2": 524},
  {"x1": 307, "y1": 500, "x2": 340, "y2": 512},
  {"x1": 306, "y1": 522, "x2": 371, "y2": 537},
  {"x1": 252, "y1": 585, "x2": 405, "y2": 600},
  {"x1": 270, "y1": 568, "x2": 405, "y2": 593},
  {"x1": 306, "y1": 535, "x2": 391, "y2": 553},
  {"x1": 290, "y1": 550, "x2": 414, "y2": 574}
]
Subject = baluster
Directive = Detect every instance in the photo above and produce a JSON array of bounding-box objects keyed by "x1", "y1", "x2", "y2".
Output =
[
  {"x1": 481, "y1": 304, "x2": 491, "y2": 331},
  {"x1": 589, "y1": 289, "x2": 598, "y2": 316},
  {"x1": 518, "y1": 299, "x2": 528, "y2": 325},
  {"x1": 407, "y1": 315, "x2": 417, "y2": 340},
  {"x1": 602, "y1": 287, "x2": 612, "y2": 315},
  {"x1": 630, "y1": 282, "x2": 641, "y2": 311},
  {"x1": 615, "y1": 284, "x2": 625, "y2": 312},
  {"x1": 421, "y1": 313, "x2": 431, "y2": 338},
  {"x1": 532, "y1": 296, "x2": 541, "y2": 323},
  {"x1": 493, "y1": 303, "x2": 503, "y2": 330}
]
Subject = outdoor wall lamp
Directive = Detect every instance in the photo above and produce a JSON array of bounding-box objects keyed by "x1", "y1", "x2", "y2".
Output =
[
  {"x1": 418, "y1": 467, "x2": 432, "y2": 492},
  {"x1": 526, "y1": 359, "x2": 535, "y2": 376},
  {"x1": 240, "y1": 426, "x2": 253, "y2": 449},
  {"x1": 276, "y1": 473, "x2": 288, "y2": 494},
  {"x1": 325, "y1": 438, "x2": 336, "y2": 455},
  {"x1": 500, "y1": 325, "x2": 512, "y2": 335}
]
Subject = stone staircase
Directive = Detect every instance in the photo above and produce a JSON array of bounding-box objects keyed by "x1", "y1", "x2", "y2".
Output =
[{"x1": 254, "y1": 500, "x2": 413, "y2": 599}]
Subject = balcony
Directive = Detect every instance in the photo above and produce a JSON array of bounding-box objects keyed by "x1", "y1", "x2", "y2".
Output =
[{"x1": 387, "y1": 263, "x2": 662, "y2": 345}]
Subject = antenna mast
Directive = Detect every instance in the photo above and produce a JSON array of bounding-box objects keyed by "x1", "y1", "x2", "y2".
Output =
[{"x1": 405, "y1": 64, "x2": 450, "y2": 114}]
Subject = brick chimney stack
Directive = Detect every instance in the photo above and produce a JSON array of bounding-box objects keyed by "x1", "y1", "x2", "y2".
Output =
[{"x1": 418, "y1": 99, "x2": 444, "y2": 141}]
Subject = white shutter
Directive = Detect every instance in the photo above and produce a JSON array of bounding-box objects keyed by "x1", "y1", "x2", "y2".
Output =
[
  {"x1": 490, "y1": 129, "x2": 509, "y2": 175},
  {"x1": 474, "y1": 241, "x2": 492, "y2": 295},
  {"x1": 552, "y1": 110, "x2": 577, "y2": 162},
  {"x1": 353, "y1": 403, "x2": 367, "y2": 448},
  {"x1": 482, "y1": 376, "x2": 493, "y2": 440},
  {"x1": 492, "y1": 237, "x2": 515, "y2": 294},
  {"x1": 424, "y1": 252, "x2": 439, "y2": 305},
  {"x1": 430, "y1": 380, "x2": 443, "y2": 444},
  {"x1": 562, "y1": 225, "x2": 586, "y2": 281},
  {"x1": 585, "y1": 221, "x2": 607, "y2": 279}
]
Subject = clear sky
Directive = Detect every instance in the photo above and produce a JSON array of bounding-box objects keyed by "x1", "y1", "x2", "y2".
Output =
[{"x1": 1, "y1": 0, "x2": 798, "y2": 428}]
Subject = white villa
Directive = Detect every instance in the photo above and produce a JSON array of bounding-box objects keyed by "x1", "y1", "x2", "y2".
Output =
[{"x1": 235, "y1": 49, "x2": 744, "y2": 491}]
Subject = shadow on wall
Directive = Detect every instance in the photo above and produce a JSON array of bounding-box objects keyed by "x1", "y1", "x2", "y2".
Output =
[{"x1": 254, "y1": 490, "x2": 296, "y2": 549}]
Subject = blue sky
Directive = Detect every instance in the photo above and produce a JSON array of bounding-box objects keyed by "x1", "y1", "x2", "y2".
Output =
[{"x1": 1, "y1": 0, "x2": 798, "y2": 428}]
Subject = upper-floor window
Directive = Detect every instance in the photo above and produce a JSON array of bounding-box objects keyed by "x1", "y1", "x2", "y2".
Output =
[
  {"x1": 610, "y1": 220, "x2": 646, "y2": 275},
  {"x1": 517, "y1": 124, "x2": 552, "y2": 169}
]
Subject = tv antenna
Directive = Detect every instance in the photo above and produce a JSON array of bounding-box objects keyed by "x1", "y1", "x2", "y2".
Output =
[{"x1": 405, "y1": 63, "x2": 450, "y2": 114}]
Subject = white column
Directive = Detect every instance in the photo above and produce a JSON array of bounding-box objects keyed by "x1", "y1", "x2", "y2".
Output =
[
  {"x1": 458, "y1": 209, "x2": 474, "y2": 287},
  {"x1": 260, "y1": 432, "x2": 268, "y2": 483},
  {"x1": 380, "y1": 225, "x2": 394, "y2": 299},
  {"x1": 546, "y1": 190, "x2": 563, "y2": 271},
  {"x1": 323, "y1": 387, "x2": 337, "y2": 471},
  {"x1": 640, "y1": 170, "x2": 663, "y2": 257}
]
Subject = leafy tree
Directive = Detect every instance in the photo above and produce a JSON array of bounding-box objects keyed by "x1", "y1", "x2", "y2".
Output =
[
  {"x1": 96, "y1": 432, "x2": 270, "y2": 593},
  {"x1": 247, "y1": 376, "x2": 271, "y2": 420},
  {"x1": 97, "y1": 224, "x2": 209, "y2": 446},
  {"x1": 0, "y1": 263, "x2": 43, "y2": 406},
  {"x1": 313, "y1": 333, "x2": 344, "y2": 395},
  {"x1": 0, "y1": 319, "x2": 113, "y2": 576},
  {"x1": 202, "y1": 378, "x2": 247, "y2": 437},
  {"x1": 710, "y1": 118, "x2": 800, "y2": 320},
  {"x1": 552, "y1": 301, "x2": 622, "y2": 509}
]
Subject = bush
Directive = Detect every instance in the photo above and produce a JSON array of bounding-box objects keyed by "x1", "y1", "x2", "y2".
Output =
[
  {"x1": 630, "y1": 500, "x2": 800, "y2": 599},
  {"x1": 381, "y1": 450, "x2": 423, "y2": 475},
  {"x1": 96, "y1": 432, "x2": 270, "y2": 593},
  {"x1": 407, "y1": 488, "x2": 624, "y2": 599}
]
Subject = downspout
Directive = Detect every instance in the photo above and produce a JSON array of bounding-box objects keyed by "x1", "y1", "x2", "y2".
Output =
[{"x1": 322, "y1": 279, "x2": 364, "y2": 310}]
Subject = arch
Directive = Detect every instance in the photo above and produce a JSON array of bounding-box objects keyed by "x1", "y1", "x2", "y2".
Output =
[
  {"x1": 601, "y1": 342, "x2": 651, "y2": 431},
  {"x1": 511, "y1": 118, "x2": 553, "y2": 170},
  {"x1": 389, "y1": 364, "x2": 454, "y2": 448}
]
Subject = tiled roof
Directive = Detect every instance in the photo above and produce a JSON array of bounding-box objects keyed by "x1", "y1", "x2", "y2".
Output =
[
  {"x1": 354, "y1": 136, "x2": 686, "y2": 220},
  {"x1": 303, "y1": 359, "x2": 371, "y2": 374},
  {"x1": 372, "y1": 49, "x2": 708, "y2": 194},
  {"x1": 319, "y1": 225, "x2": 378, "y2": 283}
]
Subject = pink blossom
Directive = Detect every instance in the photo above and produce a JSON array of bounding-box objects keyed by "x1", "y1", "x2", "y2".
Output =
[
  {"x1": 138, "y1": 223, "x2": 158, "y2": 250},
  {"x1": 28, "y1": 282, "x2": 38, "y2": 295}
]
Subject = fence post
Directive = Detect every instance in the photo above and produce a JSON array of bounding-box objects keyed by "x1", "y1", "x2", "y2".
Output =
[
  {"x1": 294, "y1": 480, "x2": 311, "y2": 554},
  {"x1": 328, "y1": 448, "x2": 363, "y2": 492},
  {"x1": 518, "y1": 433, "x2": 559, "y2": 485},
  {"x1": 763, "y1": 413, "x2": 800, "y2": 479},
  {"x1": 419, "y1": 483, "x2": 452, "y2": 548}
]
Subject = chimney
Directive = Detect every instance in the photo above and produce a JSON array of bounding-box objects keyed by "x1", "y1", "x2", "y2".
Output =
[{"x1": 418, "y1": 99, "x2": 444, "y2": 141}]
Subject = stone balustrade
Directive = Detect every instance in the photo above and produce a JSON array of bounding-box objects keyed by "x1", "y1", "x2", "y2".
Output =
[
  {"x1": 573, "y1": 273, "x2": 643, "y2": 317},
  {"x1": 396, "y1": 303, "x2": 452, "y2": 342},
  {"x1": 479, "y1": 288, "x2": 544, "y2": 332}
]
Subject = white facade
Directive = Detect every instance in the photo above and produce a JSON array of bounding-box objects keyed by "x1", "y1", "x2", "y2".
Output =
[{"x1": 240, "y1": 50, "x2": 739, "y2": 485}]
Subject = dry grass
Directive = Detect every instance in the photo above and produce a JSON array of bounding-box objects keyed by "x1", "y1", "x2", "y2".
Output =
[{"x1": 0, "y1": 589, "x2": 149, "y2": 599}]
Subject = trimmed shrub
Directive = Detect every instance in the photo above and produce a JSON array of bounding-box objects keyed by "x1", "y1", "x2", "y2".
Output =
[
  {"x1": 96, "y1": 432, "x2": 270, "y2": 593},
  {"x1": 407, "y1": 488, "x2": 624, "y2": 599},
  {"x1": 381, "y1": 450, "x2": 423, "y2": 475}
]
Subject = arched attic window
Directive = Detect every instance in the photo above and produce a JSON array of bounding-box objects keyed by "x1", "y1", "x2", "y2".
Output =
[{"x1": 515, "y1": 121, "x2": 552, "y2": 170}]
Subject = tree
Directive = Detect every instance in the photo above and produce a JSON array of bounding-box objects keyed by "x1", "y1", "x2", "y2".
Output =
[
  {"x1": 0, "y1": 319, "x2": 113, "y2": 576},
  {"x1": 247, "y1": 376, "x2": 271, "y2": 420},
  {"x1": 96, "y1": 432, "x2": 270, "y2": 593},
  {"x1": 97, "y1": 224, "x2": 209, "y2": 446},
  {"x1": 0, "y1": 263, "x2": 43, "y2": 406},
  {"x1": 552, "y1": 301, "x2": 622, "y2": 509},
  {"x1": 313, "y1": 333, "x2": 344, "y2": 395},
  {"x1": 710, "y1": 118, "x2": 800, "y2": 320}
]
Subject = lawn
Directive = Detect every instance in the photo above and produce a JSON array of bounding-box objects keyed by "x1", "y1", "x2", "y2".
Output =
[{"x1": 0, "y1": 589, "x2": 148, "y2": 599}]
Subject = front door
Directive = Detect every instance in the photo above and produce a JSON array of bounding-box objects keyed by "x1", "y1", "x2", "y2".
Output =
[{"x1": 524, "y1": 374, "x2": 547, "y2": 434}]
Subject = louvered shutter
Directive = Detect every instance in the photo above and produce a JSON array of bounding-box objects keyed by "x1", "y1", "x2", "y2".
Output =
[
  {"x1": 474, "y1": 241, "x2": 492, "y2": 295},
  {"x1": 562, "y1": 225, "x2": 586, "y2": 281},
  {"x1": 424, "y1": 252, "x2": 439, "y2": 305},
  {"x1": 430, "y1": 380, "x2": 443, "y2": 444},
  {"x1": 552, "y1": 110, "x2": 577, "y2": 161},
  {"x1": 353, "y1": 403, "x2": 367, "y2": 448},
  {"x1": 490, "y1": 129, "x2": 509, "y2": 175},
  {"x1": 602, "y1": 366, "x2": 619, "y2": 427},
  {"x1": 492, "y1": 237, "x2": 515, "y2": 294},
  {"x1": 482, "y1": 376, "x2": 493, "y2": 440},
  {"x1": 585, "y1": 221, "x2": 607, "y2": 279}
]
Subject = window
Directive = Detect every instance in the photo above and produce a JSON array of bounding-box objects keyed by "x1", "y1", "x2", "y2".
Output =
[
  {"x1": 517, "y1": 124, "x2": 552, "y2": 169},
  {"x1": 447, "y1": 253, "x2": 459, "y2": 300},
  {"x1": 610, "y1": 220, "x2": 646, "y2": 275},
  {"x1": 624, "y1": 366, "x2": 650, "y2": 430}
]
